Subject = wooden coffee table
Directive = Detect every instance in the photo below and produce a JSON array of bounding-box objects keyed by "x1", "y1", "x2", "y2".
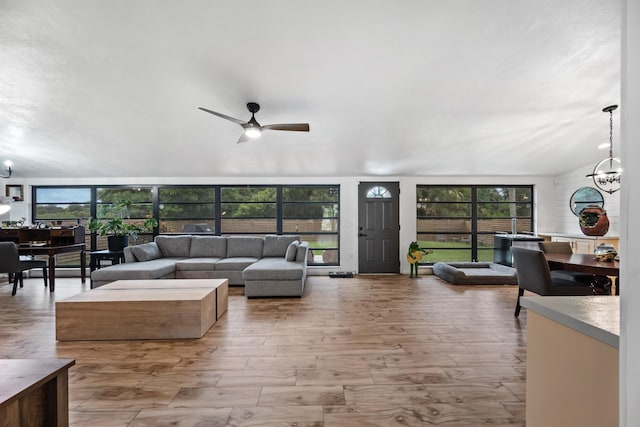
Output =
[{"x1": 56, "y1": 279, "x2": 228, "y2": 341}]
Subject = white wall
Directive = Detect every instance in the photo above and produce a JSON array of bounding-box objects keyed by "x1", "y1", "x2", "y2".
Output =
[
  {"x1": 621, "y1": 0, "x2": 639, "y2": 424},
  {"x1": 547, "y1": 163, "x2": 621, "y2": 237},
  {"x1": 4, "y1": 174, "x2": 556, "y2": 275}
]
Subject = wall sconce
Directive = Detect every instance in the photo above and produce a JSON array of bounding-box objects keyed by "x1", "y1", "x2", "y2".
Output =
[
  {"x1": 586, "y1": 105, "x2": 621, "y2": 194},
  {"x1": 1, "y1": 160, "x2": 13, "y2": 178}
]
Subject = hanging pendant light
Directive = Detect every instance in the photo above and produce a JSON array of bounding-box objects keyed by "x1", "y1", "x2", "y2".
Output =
[{"x1": 586, "y1": 105, "x2": 621, "y2": 194}]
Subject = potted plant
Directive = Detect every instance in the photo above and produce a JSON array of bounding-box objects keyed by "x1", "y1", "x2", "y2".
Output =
[{"x1": 88, "y1": 199, "x2": 158, "y2": 251}]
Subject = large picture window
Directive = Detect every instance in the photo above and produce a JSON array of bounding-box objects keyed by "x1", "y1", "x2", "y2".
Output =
[
  {"x1": 32, "y1": 184, "x2": 340, "y2": 266},
  {"x1": 32, "y1": 187, "x2": 92, "y2": 266},
  {"x1": 417, "y1": 185, "x2": 533, "y2": 263},
  {"x1": 283, "y1": 186, "x2": 339, "y2": 265},
  {"x1": 158, "y1": 186, "x2": 215, "y2": 234},
  {"x1": 220, "y1": 186, "x2": 277, "y2": 234}
]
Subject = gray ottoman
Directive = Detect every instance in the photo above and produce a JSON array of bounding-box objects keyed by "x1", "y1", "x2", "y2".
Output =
[{"x1": 432, "y1": 262, "x2": 518, "y2": 285}]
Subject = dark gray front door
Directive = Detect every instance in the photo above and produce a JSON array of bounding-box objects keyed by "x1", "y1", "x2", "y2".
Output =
[{"x1": 358, "y1": 182, "x2": 400, "y2": 273}]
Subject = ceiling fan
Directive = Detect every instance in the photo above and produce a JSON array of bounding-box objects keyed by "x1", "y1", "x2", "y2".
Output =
[{"x1": 198, "y1": 102, "x2": 310, "y2": 144}]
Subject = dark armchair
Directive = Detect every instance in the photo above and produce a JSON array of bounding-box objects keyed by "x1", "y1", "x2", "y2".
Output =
[
  {"x1": 0, "y1": 242, "x2": 48, "y2": 296},
  {"x1": 512, "y1": 247, "x2": 594, "y2": 317}
]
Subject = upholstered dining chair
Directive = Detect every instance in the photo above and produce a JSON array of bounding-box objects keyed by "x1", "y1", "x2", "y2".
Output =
[
  {"x1": 511, "y1": 247, "x2": 594, "y2": 317},
  {"x1": 538, "y1": 241, "x2": 611, "y2": 295},
  {"x1": 0, "y1": 242, "x2": 48, "y2": 296}
]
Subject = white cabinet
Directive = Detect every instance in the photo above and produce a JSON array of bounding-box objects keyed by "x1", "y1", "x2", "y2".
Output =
[{"x1": 545, "y1": 234, "x2": 619, "y2": 254}]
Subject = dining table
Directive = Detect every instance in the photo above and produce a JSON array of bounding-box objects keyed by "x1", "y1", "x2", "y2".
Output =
[
  {"x1": 544, "y1": 252, "x2": 620, "y2": 295},
  {"x1": 17, "y1": 243, "x2": 86, "y2": 292}
]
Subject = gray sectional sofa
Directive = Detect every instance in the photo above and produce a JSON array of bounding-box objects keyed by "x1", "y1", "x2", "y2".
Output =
[{"x1": 90, "y1": 235, "x2": 309, "y2": 297}]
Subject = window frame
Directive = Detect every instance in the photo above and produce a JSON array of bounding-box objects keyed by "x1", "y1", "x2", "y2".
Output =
[
  {"x1": 32, "y1": 184, "x2": 340, "y2": 266},
  {"x1": 416, "y1": 184, "x2": 534, "y2": 263}
]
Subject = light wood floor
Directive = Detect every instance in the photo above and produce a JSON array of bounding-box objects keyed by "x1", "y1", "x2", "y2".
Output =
[{"x1": 0, "y1": 274, "x2": 527, "y2": 426}]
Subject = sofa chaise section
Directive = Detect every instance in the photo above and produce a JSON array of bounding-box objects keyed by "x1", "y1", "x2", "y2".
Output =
[
  {"x1": 243, "y1": 240, "x2": 309, "y2": 297},
  {"x1": 91, "y1": 258, "x2": 178, "y2": 288}
]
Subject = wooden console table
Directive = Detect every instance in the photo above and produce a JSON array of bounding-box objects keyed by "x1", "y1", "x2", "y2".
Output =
[{"x1": 0, "y1": 358, "x2": 75, "y2": 426}]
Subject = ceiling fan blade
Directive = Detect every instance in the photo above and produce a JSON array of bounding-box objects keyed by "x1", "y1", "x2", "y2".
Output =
[
  {"x1": 262, "y1": 123, "x2": 310, "y2": 132},
  {"x1": 198, "y1": 107, "x2": 246, "y2": 126},
  {"x1": 236, "y1": 133, "x2": 250, "y2": 144}
]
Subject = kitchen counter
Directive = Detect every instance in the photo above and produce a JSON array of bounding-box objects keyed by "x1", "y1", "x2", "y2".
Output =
[
  {"x1": 520, "y1": 295, "x2": 619, "y2": 348},
  {"x1": 538, "y1": 231, "x2": 620, "y2": 240},
  {"x1": 521, "y1": 295, "x2": 619, "y2": 427}
]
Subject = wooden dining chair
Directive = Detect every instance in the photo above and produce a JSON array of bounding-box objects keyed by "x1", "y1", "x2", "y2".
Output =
[
  {"x1": 511, "y1": 247, "x2": 594, "y2": 317},
  {"x1": 0, "y1": 242, "x2": 48, "y2": 296},
  {"x1": 538, "y1": 241, "x2": 612, "y2": 295}
]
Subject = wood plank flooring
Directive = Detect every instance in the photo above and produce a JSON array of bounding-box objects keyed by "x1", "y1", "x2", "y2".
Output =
[{"x1": 0, "y1": 274, "x2": 527, "y2": 426}]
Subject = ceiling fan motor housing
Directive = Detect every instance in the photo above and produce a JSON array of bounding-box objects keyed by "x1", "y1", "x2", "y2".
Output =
[{"x1": 247, "y1": 102, "x2": 260, "y2": 114}]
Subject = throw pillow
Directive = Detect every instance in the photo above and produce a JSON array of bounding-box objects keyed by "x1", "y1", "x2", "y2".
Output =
[
  {"x1": 285, "y1": 240, "x2": 299, "y2": 261},
  {"x1": 130, "y1": 242, "x2": 162, "y2": 262}
]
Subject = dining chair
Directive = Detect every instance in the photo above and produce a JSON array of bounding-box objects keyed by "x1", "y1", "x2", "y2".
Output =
[
  {"x1": 0, "y1": 242, "x2": 48, "y2": 296},
  {"x1": 538, "y1": 241, "x2": 612, "y2": 295},
  {"x1": 511, "y1": 247, "x2": 594, "y2": 317}
]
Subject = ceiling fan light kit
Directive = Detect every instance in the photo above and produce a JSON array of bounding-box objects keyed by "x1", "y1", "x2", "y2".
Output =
[{"x1": 198, "y1": 102, "x2": 309, "y2": 144}]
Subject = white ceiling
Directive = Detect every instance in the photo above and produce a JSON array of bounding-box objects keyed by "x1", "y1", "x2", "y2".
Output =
[{"x1": 0, "y1": 0, "x2": 621, "y2": 179}]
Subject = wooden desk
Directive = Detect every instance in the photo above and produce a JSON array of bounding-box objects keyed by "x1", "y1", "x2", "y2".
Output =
[
  {"x1": 545, "y1": 253, "x2": 620, "y2": 294},
  {"x1": 18, "y1": 243, "x2": 86, "y2": 292},
  {"x1": 0, "y1": 358, "x2": 75, "y2": 426}
]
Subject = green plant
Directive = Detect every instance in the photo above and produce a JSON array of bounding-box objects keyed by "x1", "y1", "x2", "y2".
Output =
[{"x1": 88, "y1": 199, "x2": 158, "y2": 240}]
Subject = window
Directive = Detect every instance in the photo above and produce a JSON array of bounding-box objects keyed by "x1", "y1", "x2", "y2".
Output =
[
  {"x1": 220, "y1": 186, "x2": 277, "y2": 234},
  {"x1": 32, "y1": 184, "x2": 341, "y2": 266},
  {"x1": 33, "y1": 187, "x2": 92, "y2": 266},
  {"x1": 283, "y1": 186, "x2": 339, "y2": 265},
  {"x1": 417, "y1": 185, "x2": 533, "y2": 263},
  {"x1": 366, "y1": 186, "x2": 391, "y2": 198},
  {"x1": 95, "y1": 187, "x2": 155, "y2": 249},
  {"x1": 158, "y1": 186, "x2": 215, "y2": 234}
]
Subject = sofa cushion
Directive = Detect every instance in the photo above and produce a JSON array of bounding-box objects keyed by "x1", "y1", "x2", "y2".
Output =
[
  {"x1": 175, "y1": 258, "x2": 222, "y2": 271},
  {"x1": 243, "y1": 258, "x2": 304, "y2": 281},
  {"x1": 90, "y1": 258, "x2": 178, "y2": 281},
  {"x1": 263, "y1": 235, "x2": 300, "y2": 257},
  {"x1": 226, "y1": 236, "x2": 264, "y2": 258},
  {"x1": 129, "y1": 242, "x2": 162, "y2": 262},
  {"x1": 189, "y1": 236, "x2": 227, "y2": 258},
  {"x1": 215, "y1": 257, "x2": 259, "y2": 271},
  {"x1": 155, "y1": 235, "x2": 192, "y2": 258},
  {"x1": 285, "y1": 240, "x2": 299, "y2": 261}
]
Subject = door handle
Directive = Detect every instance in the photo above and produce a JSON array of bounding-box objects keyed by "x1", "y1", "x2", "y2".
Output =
[{"x1": 358, "y1": 233, "x2": 367, "y2": 237}]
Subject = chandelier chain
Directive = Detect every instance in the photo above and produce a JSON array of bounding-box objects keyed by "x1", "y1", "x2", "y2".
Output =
[{"x1": 608, "y1": 108, "x2": 613, "y2": 158}]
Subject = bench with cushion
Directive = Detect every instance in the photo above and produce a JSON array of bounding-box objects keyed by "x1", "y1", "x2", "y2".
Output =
[{"x1": 432, "y1": 262, "x2": 518, "y2": 285}]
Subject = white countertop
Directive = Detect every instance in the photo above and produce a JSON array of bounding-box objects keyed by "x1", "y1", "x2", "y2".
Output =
[
  {"x1": 537, "y1": 232, "x2": 620, "y2": 240},
  {"x1": 521, "y1": 296, "x2": 619, "y2": 348}
]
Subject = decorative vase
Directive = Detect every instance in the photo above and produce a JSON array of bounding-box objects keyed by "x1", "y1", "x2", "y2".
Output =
[
  {"x1": 107, "y1": 235, "x2": 129, "y2": 252},
  {"x1": 579, "y1": 206, "x2": 610, "y2": 236}
]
